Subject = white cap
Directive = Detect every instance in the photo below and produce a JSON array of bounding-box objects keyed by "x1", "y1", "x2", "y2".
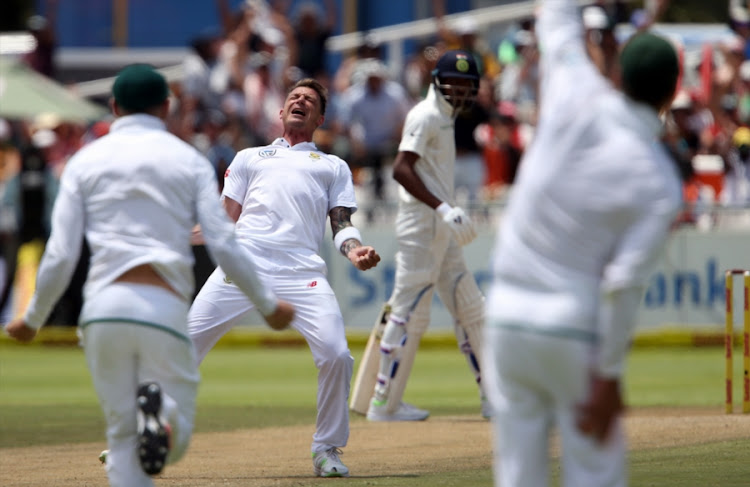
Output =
[
  {"x1": 360, "y1": 58, "x2": 389, "y2": 79},
  {"x1": 259, "y1": 27, "x2": 284, "y2": 47},
  {"x1": 31, "y1": 129, "x2": 57, "y2": 148},
  {"x1": 583, "y1": 6, "x2": 609, "y2": 31},
  {"x1": 455, "y1": 17, "x2": 479, "y2": 36},
  {"x1": 670, "y1": 90, "x2": 692, "y2": 111},
  {"x1": 722, "y1": 34, "x2": 745, "y2": 54},
  {"x1": 741, "y1": 60, "x2": 750, "y2": 81},
  {"x1": 0, "y1": 118, "x2": 10, "y2": 141},
  {"x1": 33, "y1": 112, "x2": 62, "y2": 131},
  {"x1": 513, "y1": 29, "x2": 535, "y2": 47},
  {"x1": 730, "y1": 2, "x2": 750, "y2": 24}
]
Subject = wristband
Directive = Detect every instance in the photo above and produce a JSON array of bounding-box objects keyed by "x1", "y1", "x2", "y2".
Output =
[
  {"x1": 436, "y1": 202, "x2": 452, "y2": 218},
  {"x1": 333, "y1": 226, "x2": 362, "y2": 252}
]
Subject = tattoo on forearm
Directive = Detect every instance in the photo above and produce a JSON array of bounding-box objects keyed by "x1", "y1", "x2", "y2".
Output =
[
  {"x1": 330, "y1": 207, "x2": 353, "y2": 233},
  {"x1": 341, "y1": 238, "x2": 361, "y2": 256},
  {"x1": 330, "y1": 206, "x2": 360, "y2": 256}
]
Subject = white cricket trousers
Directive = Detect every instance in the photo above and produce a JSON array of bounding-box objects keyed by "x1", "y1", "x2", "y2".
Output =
[
  {"x1": 79, "y1": 282, "x2": 200, "y2": 487},
  {"x1": 188, "y1": 267, "x2": 353, "y2": 453},
  {"x1": 483, "y1": 324, "x2": 626, "y2": 487}
]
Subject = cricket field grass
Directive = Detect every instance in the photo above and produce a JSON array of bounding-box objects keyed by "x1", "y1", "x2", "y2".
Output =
[{"x1": 1, "y1": 333, "x2": 749, "y2": 486}]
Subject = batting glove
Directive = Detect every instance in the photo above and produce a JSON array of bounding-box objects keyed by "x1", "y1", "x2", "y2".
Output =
[{"x1": 436, "y1": 202, "x2": 477, "y2": 246}]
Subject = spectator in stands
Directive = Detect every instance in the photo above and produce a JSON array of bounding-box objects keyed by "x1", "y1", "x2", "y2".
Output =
[
  {"x1": 453, "y1": 75, "x2": 492, "y2": 206},
  {"x1": 714, "y1": 35, "x2": 747, "y2": 108},
  {"x1": 403, "y1": 42, "x2": 442, "y2": 101},
  {"x1": 333, "y1": 34, "x2": 384, "y2": 95},
  {"x1": 665, "y1": 90, "x2": 701, "y2": 174},
  {"x1": 291, "y1": 0, "x2": 337, "y2": 79},
  {"x1": 243, "y1": 51, "x2": 287, "y2": 145},
  {"x1": 478, "y1": 101, "x2": 523, "y2": 201},
  {"x1": 192, "y1": 110, "x2": 235, "y2": 192},
  {"x1": 497, "y1": 28, "x2": 539, "y2": 125},
  {"x1": 23, "y1": 0, "x2": 58, "y2": 80},
  {"x1": 729, "y1": 0, "x2": 750, "y2": 58},
  {"x1": 736, "y1": 60, "x2": 750, "y2": 125},
  {"x1": 338, "y1": 59, "x2": 410, "y2": 220},
  {"x1": 434, "y1": 3, "x2": 501, "y2": 80},
  {"x1": 721, "y1": 126, "x2": 750, "y2": 209},
  {"x1": 0, "y1": 119, "x2": 18, "y2": 319},
  {"x1": 182, "y1": 28, "x2": 227, "y2": 113},
  {"x1": 583, "y1": 4, "x2": 619, "y2": 80}
]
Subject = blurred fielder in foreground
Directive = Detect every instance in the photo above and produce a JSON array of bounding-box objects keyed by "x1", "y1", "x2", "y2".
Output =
[
  {"x1": 351, "y1": 49, "x2": 489, "y2": 422},
  {"x1": 483, "y1": 1, "x2": 682, "y2": 486},
  {"x1": 187, "y1": 78, "x2": 380, "y2": 477},
  {"x1": 4, "y1": 64, "x2": 294, "y2": 486}
]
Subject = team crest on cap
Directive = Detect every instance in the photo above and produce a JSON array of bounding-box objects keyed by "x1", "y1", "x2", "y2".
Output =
[
  {"x1": 455, "y1": 54, "x2": 470, "y2": 73},
  {"x1": 309, "y1": 152, "x2": 320, "y2": 160},
  {"x1": 259, "y1": 149, "x2": 276, "y2": 157}
]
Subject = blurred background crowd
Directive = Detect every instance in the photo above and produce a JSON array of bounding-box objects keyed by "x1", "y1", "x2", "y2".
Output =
[{"x1": 1, "y1": 0, "x2": 749, "y2": 325}]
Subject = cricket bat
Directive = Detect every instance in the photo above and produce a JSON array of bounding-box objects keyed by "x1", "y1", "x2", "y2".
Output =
[{"x1": 350, "y1": 303, "x2": 390, "y2": 415}]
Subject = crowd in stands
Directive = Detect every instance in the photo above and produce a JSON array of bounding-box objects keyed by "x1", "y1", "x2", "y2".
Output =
[{"x1": 2, "y1": 0, "x2": 750, "y2": 323}]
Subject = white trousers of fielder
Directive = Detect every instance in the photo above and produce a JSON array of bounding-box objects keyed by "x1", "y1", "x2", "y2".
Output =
[
  {"x1": 80, "y1": 282, "x2": 200, "y2": 487},
  {"x1": 188, "y1": 267, "x2": 353, "y2": 453},
  {"x1": 483, "y1": 324, "x2": 626, "y2": 487}
]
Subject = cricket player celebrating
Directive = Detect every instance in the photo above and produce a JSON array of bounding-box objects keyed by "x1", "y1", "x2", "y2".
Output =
[
  {"x1": 187, "y1": 78, "x2": 380, "y2": 478},
  {"x1": 483, "y1": 1, "x2": 682, "y2": 486},
  {"x1": 4, "y1": 64, "x2": 294, "y2": 486},
  {"x1": 358, "y1": 50, "x2": 489, "y2": 422}
]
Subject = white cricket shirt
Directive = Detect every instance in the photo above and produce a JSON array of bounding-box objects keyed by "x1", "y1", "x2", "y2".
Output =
[
  {"x1": 24, "y1": 114, "x2": 276, "y2": 328},
  {"x1": 486, "y1": 0, "x2": 683, "y2": 373},
  {"x1": 397, "y1": 84, "x2": 457, "y2": 207},
  {"x1": 222, "y1": 137, "x2": 357, "y2": 277}
]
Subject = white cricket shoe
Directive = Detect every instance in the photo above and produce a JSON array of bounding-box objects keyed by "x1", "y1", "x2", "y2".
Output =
[
  {"x1": 366, "y1": 399, "x2": 430, "y2": 421},
  {"x1": 312, "y1": 447, "x2": 350, "y2": 477}
]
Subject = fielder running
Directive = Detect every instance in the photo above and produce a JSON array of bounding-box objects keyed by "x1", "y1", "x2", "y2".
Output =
[
  {"x1": 355, "y1": 50, "x2": 489, "y2": 422},
  {"x1": 187, "y1": 78, "x2": 380, "y2": 478},
  {"x1": 483, "y1": 1, "x2": 682, "y2": 485},
  {"x1": 4, "y1": 64, "x2": 294, "y2": 487}
]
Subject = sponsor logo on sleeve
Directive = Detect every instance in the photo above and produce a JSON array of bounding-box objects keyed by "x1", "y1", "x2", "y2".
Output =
[{"x1": 309, "y1": 152, "x2": 321, "y2": 160}]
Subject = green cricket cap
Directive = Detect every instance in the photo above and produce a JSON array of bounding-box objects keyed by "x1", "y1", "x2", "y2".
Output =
[
  {"x1": 112, "y1": 64, "x2": 169, "y2": 112},
  {"x1": 619, "y1": 32, "x2": 679, "y2": 108}
]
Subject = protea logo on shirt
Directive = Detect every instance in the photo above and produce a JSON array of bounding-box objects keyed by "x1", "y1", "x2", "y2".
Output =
[
  {"x1": 259, "y1": 149, "x2": 276, "y2": 158},
  {"x1": 309, "y1": 153, "x2": 321, "y2": 160}
]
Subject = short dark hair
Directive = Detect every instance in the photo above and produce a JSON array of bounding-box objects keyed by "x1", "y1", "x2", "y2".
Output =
[{"x1": 289, "y1": 78, "x2": 328, "y2": 116}]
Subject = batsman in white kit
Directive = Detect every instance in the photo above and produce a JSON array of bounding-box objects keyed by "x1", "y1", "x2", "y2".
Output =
[
  {"x1": 187, "y1": 78, "x2": 380, "y2": 478},
  {"x1": 4, "y1": 64, "x2": 294, "y2": 487},
  {"x1": 483, "y1": 1, "x2": 683, "y2": 486},
  {"x1": 350, "y1": 50, "x2": 490, "y2": 422}
]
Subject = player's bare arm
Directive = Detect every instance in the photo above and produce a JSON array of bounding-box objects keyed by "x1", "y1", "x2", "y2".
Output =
[
  {"x1": 329, "y1": 206, "x2": 381, "y2": 271},
  {"x1": 222, "y1": 197, "x2": 242, "y2": 222},
  {"x1": 192, "y1": 196, "x2": 242, "y2": 244},
  {"x1": 394, "y1": 150, "x2": 476, "y2": 246},
  {"x1": 392, "y1": 151, "x2": 441, "y2": 209}
]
